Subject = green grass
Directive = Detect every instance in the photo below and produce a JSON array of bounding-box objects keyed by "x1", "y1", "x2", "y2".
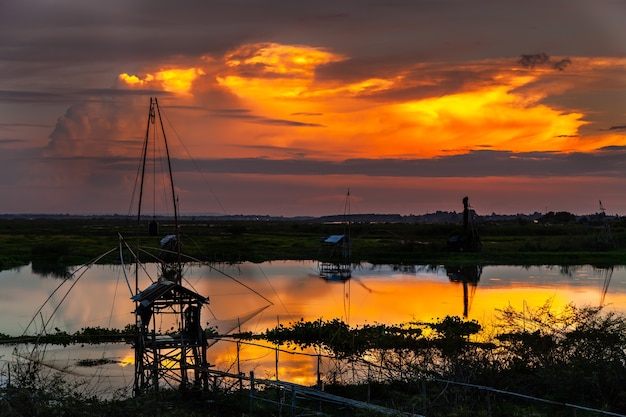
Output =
[{"x1": 1, "y1": 217, "x2": 625, "y2": 272}]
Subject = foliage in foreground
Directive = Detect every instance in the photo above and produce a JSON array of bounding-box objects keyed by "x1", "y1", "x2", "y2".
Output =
[
  {"x1": 0, "y1": 325, "x2": 135, "y2": 347},
  {"x1": 249, "y1": 302, "x2": 626, "y2": 415},
  {"x1": 2, "y1": 302, "x2": 626, "y2": 416}
]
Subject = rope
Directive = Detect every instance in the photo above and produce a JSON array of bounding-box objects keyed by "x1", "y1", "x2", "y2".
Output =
[
  {"x1": 426, "y1": 376, "x2": 626, "y2": 417},
  {"x1": 155, "y1": 249, "x2": 274, "y2": 307},
  {"x1": 161, "y1": 108, "x2": 228, "y2": 215},
  {"x1": 257, "y1": 264, "x2": 288, "y2": 315},
  {"x1": 22, "y1": 247, "x2": 118, "y2": 339},
  {"x1": 118, "y1": 234, "x2": 134, "y2": 297}
]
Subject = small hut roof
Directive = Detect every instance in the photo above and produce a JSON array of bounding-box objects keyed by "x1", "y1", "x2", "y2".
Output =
[
  {"x1": 132, "y1": 280, "x2": 209, "y2": 307},
  {"x1": 323, "y1": 234, "x2": 345, "y2": 244}
]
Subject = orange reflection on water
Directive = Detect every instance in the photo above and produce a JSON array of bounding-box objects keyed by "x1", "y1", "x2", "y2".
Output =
[
  {"x1": 189, "y1": 263, "x2": 626, "y2": 385},
  {"x1": 2, "y1": 262, "x2": 625, "y2": 390},
  {"x1": 119, "y1": 355, "x2": 134, "y2": 367},
  {"x1": 191, "y1": 263, "x2": 626, "y2": 330}
]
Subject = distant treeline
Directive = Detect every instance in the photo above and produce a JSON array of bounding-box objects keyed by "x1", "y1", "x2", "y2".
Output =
[
  {"x1": 2, "y1": 214, "x2": 626, "y2": 274},
  {"x1": 0, "y1": 209, "x2": 610, "y2": 224}
]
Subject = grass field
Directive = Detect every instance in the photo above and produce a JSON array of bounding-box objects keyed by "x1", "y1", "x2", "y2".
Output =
[{"x1": 1, "y1": 215, "x2": 625, "y2": 273}]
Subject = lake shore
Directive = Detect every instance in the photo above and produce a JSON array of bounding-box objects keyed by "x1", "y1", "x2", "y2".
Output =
[{"x1": 1, "y1": 216, "x2": 625, "y2": 272}]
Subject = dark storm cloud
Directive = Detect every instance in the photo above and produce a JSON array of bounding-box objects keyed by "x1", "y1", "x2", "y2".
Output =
[
  {"x1": 518, "y1": 53, "x2": 551, "y2": 69},
  {"x1": 375, "y1": 67, "x2": 500, "y2": 103},
  {"x1": 1, "y1": 0, "x2": 622, "y2": 101},
  {"x1": 0, "y1": 122, "x2": 51, "y2": 129},
  {"x1": 0, "y1": 90, "x2": 72, "y2": 104},
  {"x1": 1, "y1": 3, "x2": 239, "y2": 64},
  {"x1": 45, "y1": 99, "x2": 146, "y2": 157},
  {"x1": 0, "y1": 2, "x2": 600, "y2": 75},
  {"x1": 315, "y1": 56, "x2": 506, "y2": 104},
  {"x1": 252, "y1": 118, "x2": 324, "y2": 128},
  {"x1": 518, "y1": 53, "x2": 572, "y2": 71},
  {"x1": 43, "y1": 96, "x2": 321, "y2": 158},
  {"x1": 552, "y1": 58, "x2": 572, "y2": 71},
  {"x1": 210, "y1": 109, "x2": 324, "y2": 126},
  {"x1": 0, "y1": 138, "x2": 24, "y2": 145},
  {"x1": 0, "y1": 89, "x2": 168, "y2": 104},
  {"x1": 0, "y1": 1, "x2": 364, "y2": 79},
  {"x1": 148, "y1": 149, "x2": 626, "y2": 179},
  {"x1": 49, "y1": 146, "x2": 626, "y2": 181},
  {"x1": 211, "y1": 109, "x2": 259, "y2": 120}
]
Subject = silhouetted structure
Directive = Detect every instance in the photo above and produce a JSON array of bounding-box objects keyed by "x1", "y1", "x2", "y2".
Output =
[
  {"x1": 319, "y1": 190, "x2": 352, "y2": 280},
  {"x1": 131, "y1": 98, "x2": 211, "y2": 396},
  {"x1": 447, "y1": 264, "x2": 482, "y2": 318},
  {"x1": 447, "y1": 196, "x2": 482, "y2": 252}
]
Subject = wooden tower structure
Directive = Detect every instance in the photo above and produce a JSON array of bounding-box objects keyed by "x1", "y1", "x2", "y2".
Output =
[
  {"x1": 131, "y1": 97, "x2": 210, "y2": 395},
  {"x1": 318, "y1": 190, "x2": 352, "y2": 280},
  {"x1": 447, "y1": 196, "x2": 482, "y2": 252}
]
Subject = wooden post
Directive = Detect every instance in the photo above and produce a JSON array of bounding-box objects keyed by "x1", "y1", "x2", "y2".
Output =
[
  {"x1": 275, "y1": 315, "x2": 279, "y2": 381},
  {"x1": 236, "y1": 339, "x2": 243, "y2": 389},
  {"x1": 317, "y1": 354, "x2": 323, "y2": 411},
  {"x1": 367, "y1": 363, "x2": 371, "y2": 403},
  {"x1": 151, "y1": 328, "x2": 159, "y2": 393},
  {"x1": 290, "y1": 387, "x2": 296, "y2": 417},
  {"x1": 275, "y1": 344, "x2": 279, "y2": 381},
  {"x1": 316, "y1": 354, "x2": 321, "y2": 390},
  {"x1": 276, "y1": 315, "x2": 281, "y2": 415},
  {"x1": 422, "y1": 379, "x2": 427, "y2": 412},
  {"x1": 249, "y1": 371, "x2": 255, "y2": 414}
]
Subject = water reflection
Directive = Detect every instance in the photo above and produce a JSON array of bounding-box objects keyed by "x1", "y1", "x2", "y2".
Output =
[
  {"x1": 446, "y1": 265, "x2": 482, "y2": 318},
  {"x1": 598, "y1": 265, "x2": 614, "y2": 307},
  {"x1": 2, "y1": 261, "x2": 626, "y2": 394},
  {"x1": 2, "y1": 261, "x2": 626, "y2": 337},
  {"x1": 30, "y1": 262, "x2": 71, "y2": 279}
]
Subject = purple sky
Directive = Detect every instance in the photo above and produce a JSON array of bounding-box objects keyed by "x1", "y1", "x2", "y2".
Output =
[{"x1": 1, "y1": 1, "x2": 626, "y2": 217}]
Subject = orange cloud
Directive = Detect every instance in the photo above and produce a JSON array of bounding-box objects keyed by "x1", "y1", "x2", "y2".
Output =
[
  {"x1": 387, "y1": 77, "x2": 587, "y2": 156},
  {"x1": 210, "y1": 45, "x2": 606, "y2": 159},
  {"x1": 119, "y1": 67, "x2": 205, "y2": 95},
  {"x1": 217, "y1": 43, "x2": 346, "y2": 110},
  {"x1": 114, "y1": 46, "x2": 626, "y2": 163},
  {"x1": 224, "y1": 43, "x2": 342, "y2": 76}
]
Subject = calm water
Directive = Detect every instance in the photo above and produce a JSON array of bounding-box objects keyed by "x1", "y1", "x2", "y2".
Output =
[{"x1": 1, "y1": 261, "x2": 624, "y2": 394}]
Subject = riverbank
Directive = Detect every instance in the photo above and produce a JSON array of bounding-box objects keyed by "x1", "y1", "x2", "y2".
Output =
[{"x1": 1, "y1": 216, "x2": 625, "y2": 272}]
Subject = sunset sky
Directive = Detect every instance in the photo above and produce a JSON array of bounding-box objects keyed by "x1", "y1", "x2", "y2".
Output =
[{"x1": 1, "y1": 1, "x2": 626, "y2": 217}]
